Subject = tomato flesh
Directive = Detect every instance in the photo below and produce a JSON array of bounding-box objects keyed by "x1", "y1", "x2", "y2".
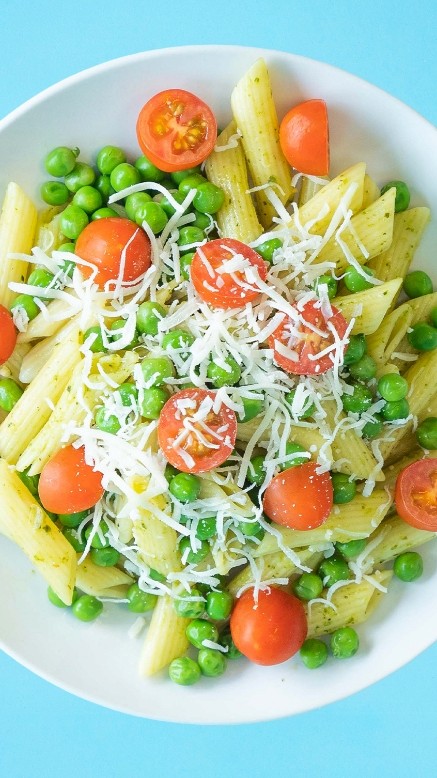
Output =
[
  {"x1": 157, "y1": 388, "x2": 237, "y2": 473},
  {"x1": 263, "y1": 461, "x2": 333, "y2": 530},
  {"x1": 395, "y1": 458, "x2": 437, "y2": 531},
  {"x1": 0, "y1": 304, "x2": 17, "y2": 365},
  {"x1": 136, "y1": 89, "x2": 217, "y2": 173},
  {"x1": 38, "y1": 445, "x2": 104, "y2": 514},
  {"x1": 230, "y1": 586, "x2": 308, "y2": 665},
  {"x1": 75, "y1": 217, "x2": 151, "y2": 288},
  {"x1": 190, "y1": 238, "x2": 267, "y2": 309},
  {"x1": 279, "y1": 99, "x2": 329, "y2": 176},
  {"x1": 269, "y1": 300, "x2": 348, "y2": 375}
]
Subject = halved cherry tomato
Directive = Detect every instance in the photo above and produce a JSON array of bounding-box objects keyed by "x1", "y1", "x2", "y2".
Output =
[
  {"x1": 230, "y1": 586, "x2": 307, "y2": 665},
  {"x1": 263, "y1": 461, "x2": 333, "y2": 530},
  {"x1": 158, "y1": 388, "x2": 237, "y2": 473},
  {"x1": 268, "y1": 300, "x2": 348, "y2": 375},
  {"x1": 75, "y1": 217, "x2": 151, "y2": 288},
  {"x1": 0, "y1": 304, "x2": 17, "y2": 365},
  {"x1": 136, "y1": 89, "x2": 217, "y2": 173},
  {"x1": 279, "y1": 99, "x2": 329, "y2": 176},
  {"x1": 190, "y1": 238, "x2": 267, "y2": 309},
  {"x1": 38, "y1": 445, "x2": 104, "y2": 514},
  {"x1": 395, "y1": 458, "x2": 437, "y2": 531}
]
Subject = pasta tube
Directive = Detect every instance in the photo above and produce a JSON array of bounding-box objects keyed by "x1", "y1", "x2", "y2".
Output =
[
  {"x1": 0, "y1": 182, "x2": 37, "y2": 308},
  {"x1": 139, "y1": 594, "x2": 190, "y2": 677}
]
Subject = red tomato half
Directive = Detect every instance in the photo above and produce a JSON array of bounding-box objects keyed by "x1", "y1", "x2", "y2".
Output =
[
  {"x1": 263, "y1": 462, "x2": 333, "y2": 530},
  {"x1": 190, "y1": 238, "x2": 267, "y2": 309},
  {"x1": 136, "y1": 89, "x2": 217, "y2": 173},
  {"x1": 38, "y1": 445, "x2": 104, "y2": 514},
  {"x1": 230, "y1": 586, "x2": 307, "y2": 665},
  {"x1": 75, "y1": 217, "x2": 151, "y2": 288},
  {"x1": 158, "y1": 388, "x2": 237, "y2": 473},
  {"x1": 279, "y1": 99, "x2": 329, "y2": 176},
  {"x1": 0, "y1": 304, "x2": 17, "y2": 365},
  {"x1": 269, "y1": 300, "x2": 348, "y2": 375},
  {"x1": 395, "y1": 458, "x2": 437, "y2": 531}
]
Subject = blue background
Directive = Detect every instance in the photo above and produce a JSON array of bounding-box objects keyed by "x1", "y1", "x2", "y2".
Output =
[{"x1": 1, "y1": 1, "x2": 436, "y2": 775}]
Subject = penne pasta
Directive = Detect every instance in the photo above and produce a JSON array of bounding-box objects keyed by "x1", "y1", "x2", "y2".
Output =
[
  {"x1": 0, "y1": 182, "x2": 37, "y2": 309},
  {"x1": 367, "y1": 206, "x2": 430, "y2": 284},
  {"x1": 139, "y1": 594, "x2": 190, "y2": 677},
  {"x1": 333, "y1": 278, "x2": 403, "y2": 335}
]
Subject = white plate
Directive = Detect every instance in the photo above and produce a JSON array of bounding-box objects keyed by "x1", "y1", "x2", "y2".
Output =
[{"x1": 1, "y1": 45, "x2": 436, "y2": 724}]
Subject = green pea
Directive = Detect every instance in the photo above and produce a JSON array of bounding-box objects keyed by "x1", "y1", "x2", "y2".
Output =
[
  {"x1": 72, "y1": 594, "x2": 103, "y2": 622},
  {"x1": 63, "y1": 527, "x2": 85, "y2": 552},
  {"x1": 44, "y1": 146, "x2": 79, "y2": 177},
  {"x1": 27, "y1": 268, "x2": 55, "y2": 288},
  {"x1": 174, "y1": 589, "x2": 205, "y2": 619},
  {"x1": 198, "y1": 648, "x2": 227, "y2": 677},
  {"x1": 186, "y1": 618, "x2": 219, "y2": 649},
  {"x1": 349, "y1": 354, "x2": 377, "y2": 381},
  {"x1": 162, "y1": 328, "x2": 195, "y2": 356},
  {"x1": 57, "y1": 243, "x2": 76, "y2": 276},
  {"x1": 116, "y1": 382, "x2": 138, "y2": 407},
  {"x1": 58, "y1": 510, "x2": 90, "y2": 528},
  {"x1": 60, "y1": 204, "x2": 89, "y2": 239},
  {"x1": 134, "y1": 155, "x2": 166, "y2": 182},
  {"x1": 380, "y1": 180, "x2": 410, "y2": 212},
  {"x1": 178, "y1": 173, "x2": 207, "y2": 195},
  {"x1": 40, "y1": 180, "x2": 70, "y2": 206},
  {"x1": 47, "y1": 586, "x2": 69, "y2": 608},
  {"x1": 207, "y1": 356, "x2": 241, "y2": 388},
  {"x1": 125, "y1": 191, "x2": 152, "y2": 222},
  {"x1": 94, "y1": 406, "x2": 121, "y2": 434},
  {"x1": 179, "y1": 537, "x2": 210, "y2": 565},
  {"x1": 381, "y1": 398, "x2": 410, "y2": 421},
  {"x1": 90, "y1": 546, "x2": 120, "y2": 567},
  {"x1": 219, "y1": 629, "x2": 242, "y2": 659},
  {"x1": 238, "y1": 397, "x2": 264, "y2": 423},
  {"x1": 332, "y1": 473, "x2": 356, "y2": 504},
  {"x1": 64, "y1": 162, "x2": 95, "y2": 193},
  {"x1": 343, "y1": 265, "x2": 375, "y2": 292},
  {"x1": 96, "y1": 145, "x2": 126, "y2": 175},
  {"x1": 285, "y1": 390, "x2": 316, "y2": 419},
  {"x1": 73, "y1": 185, "x2": 103, "y2": 214},
  {"x1": 92, "y1": 208, "x2": 120, "y2": 224},
  {"x1": 84, "y1": 520, "x2": 110, "y2": 549},
  {"x1": 416, "y1": 417, "x2": 437, "y2": 449},
  {"x1": 58, "y1": 241, "x2": 75, "y2": 253},
  {"x1": 193, "y1": 182, "x2": 224, "y2": 214},
  {"x1": 330, "y1": 626, "x2": 359, "y2": 658},
  {"x1": 280, "y1": 441, "x2": 309, "y2": 470},
  {"x1": 191, "y1": 210, "x2": 212, "y2": 231},
  {"x1": 149, "y1": 568, "x2": 166, "y2": 583},
  {"x1": 109, "y1": 162, "x2": 141, "y2": 192},
  {"x1": 196, "y1": 516, "x2": 217, "y2": 540},
  {"x1": 95, "y1": 173, "x2": 115, "y2": 203},
  {"x1": 110, "y1": 318, "x2": 140, "y2": 350},
  {"x1": 256, "y1": 238, "x2": 282, "y2": 263},
  {"x1": 169, "y1": 656, "x2": 201, "y2": 686},
  {"x1": 343, "y1": 334, "x2": 367, "y2": 365},
  {"x1": 342, "y1": 383, "x2": 373, "y2": 414},
  {"x1": 407, "y1": 322, "x2": 437, "y2": 351},
  {"x1": 136, "y1": 301, "x2": 167, "y2": 336},
  {"x1": 237, "y1": 519, "x2": 265, "y2": 539},
  {"x1": 140, "y1": 356, "x2": 174, "y2": 386},
  {"x1": 377, "y1": 373, "x2": 409, "y2": 402},
  {"x1": 206, "y1": 590, "x2": 233, "y2": 621},
  {"x1": 403, "y1": 270, "x2": 433, "y2": 299},
  {"x1": 313, "y1": 274, "x2": 338, "y2": 300},
  {"x1": 0, "y1": 377, "x2": 23, "y2": 412},
  {"x1": 180, "y1": 251, "x2": 196, "y2": 280},
  {"x1": 135, "y1": 201, "x2": 168, "y2": 234},
  {"x1": 362, "y1": 413, "x2": 384, "y2": 439},
  {"x1": 171, "y1": 167, "x2": 202, "y2": 186},
  {"x1": 177, "y1": 225, "x2": 205, "y2": 252},
  {"x1": 430, "y1": 307, "x2": 437, "y2": 328},
  {"x1": 336, "y1": 538, "x2": 366, "y2": 559},
  {"x1": 169, "y1": 473, "x2": 201, "y2": 503},
  {"x1": 393, "y1": 551, "x2": 423, "y2": 582},
  {"x1": 164, "y1": 463, "x2": 179, "y2": 482},
  {"x1": 300, "y1": 638, "x2": 328, "y2": 669},
  {"x1": 292, "y1": 572, "x2": 324, "y2": 601},
  {"x1": 127, "y1": 582, "x2": 157, "y2": 613},
  {"x1": 83, "y1": 325, "x2": 107, "y2": 353},
  {"x1": 10, "y1": 294, "x2": 40, "y2": 321},
  {"x1": 17, "y1": 468, "x2": 40, "y2": 496},
  {"x1": 318, "y1": 556, "x2": 350, "y2": 587},
  {"x1": 247, "y1": 455, "x2": 266, "y2": 486},
  {"x1": 157, "y1": 190, "x2": 187, "y2": 217},
  {"x1": 140, "y1": 387, "x2": 169, "y2": 420}
]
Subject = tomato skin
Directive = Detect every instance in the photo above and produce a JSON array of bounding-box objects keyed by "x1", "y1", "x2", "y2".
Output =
[
  {"x1": 158, "y1": 388, "x2": 237, "y2": 473},
  {"x1": 136, "y1": 89, "x2": 217, "y2": 173},
  {"x1": 230, "y1": 587, "x2": 308, "y2": 665},
  {"x1": 75, "y1": 217, "x2": 151, "y2": 287},
  {"x1": 0, "y1": 304, "x2": 17, "y2": 365},
  {"x1": 279, "y1": 99, "x2": 329, "y2": 176},
  {"x1": 269, "y1": 300, "x2": 348, "y2": 375},
  {"x1": 190, "y1": 238, "x2": 267, "y2": 309},
  {"x1": 395, "y1": 458, "x2": 437, "y2": 531},
  {"x1": 263, "y1": 462, "x2": 333, "y2": 530},
  {"x1": 38, "y1": 445, "x2": 104, "y2": 514}
]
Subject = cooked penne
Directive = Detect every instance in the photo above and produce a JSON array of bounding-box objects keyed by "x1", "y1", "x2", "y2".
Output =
[
  {"x1": 368, "y1": 206, "x2": 430, "y2": 284},
  {"x1": 75, "y1": 557, "x2": 134, "y2": 599},
  {"x1": 366, "y1": 304, "x2": 413, "y2": 376},
  {"x1": 333, "y1": 278, "x2": 403, "y2": 335},
  {"x1": 0, "y1": 182, "x2": 37, "y2": 309},
  {"x1": 139, "y1": 594, "x2": 190, "y2": 677},
  {"x1": 228, "y1": 549, "x2": 321, "y2": 597},
  {"x1": 321, "y1": 400, "x2": 383, "y2": 481}
]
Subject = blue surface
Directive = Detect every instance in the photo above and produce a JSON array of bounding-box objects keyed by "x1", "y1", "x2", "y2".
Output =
[{"x1": 1, "y1": 1, "x2": 436, "y2": 776}]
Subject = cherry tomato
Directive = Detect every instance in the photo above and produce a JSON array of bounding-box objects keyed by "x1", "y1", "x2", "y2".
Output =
[
  {"x1": 395, "y1": 458, "x2": 437, "y2": 531},
  {"x1": 268, "y1": 300, "x2": 348, "y2": 375},
  {"x1": 263, "y1": 462, "x2": 333, "y2": 530},
  {"x1": 38, "y1": 445, "x2": 104, "y2": 514},
  {"x1": 0, "y1": 304, "x2": 17, "y2": 365},
  {"x1": 279, "y1": 99, "x2": 329, "y2": 176},
  {"x1": 190, "y1": 238, "x2": 267, "y2": 309},
  {"x1": 136, "y1": 89, "x2": 217, "y2": 173},
  {"x1": 230, "y1": 586, "x2": 307, "y2": 665},
  {"x1": 157, "y1": 388, "x2": 237, "y2": 473},
  {"x1": 75, "y1": 217, "x2": 151, "y2": 287}
]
